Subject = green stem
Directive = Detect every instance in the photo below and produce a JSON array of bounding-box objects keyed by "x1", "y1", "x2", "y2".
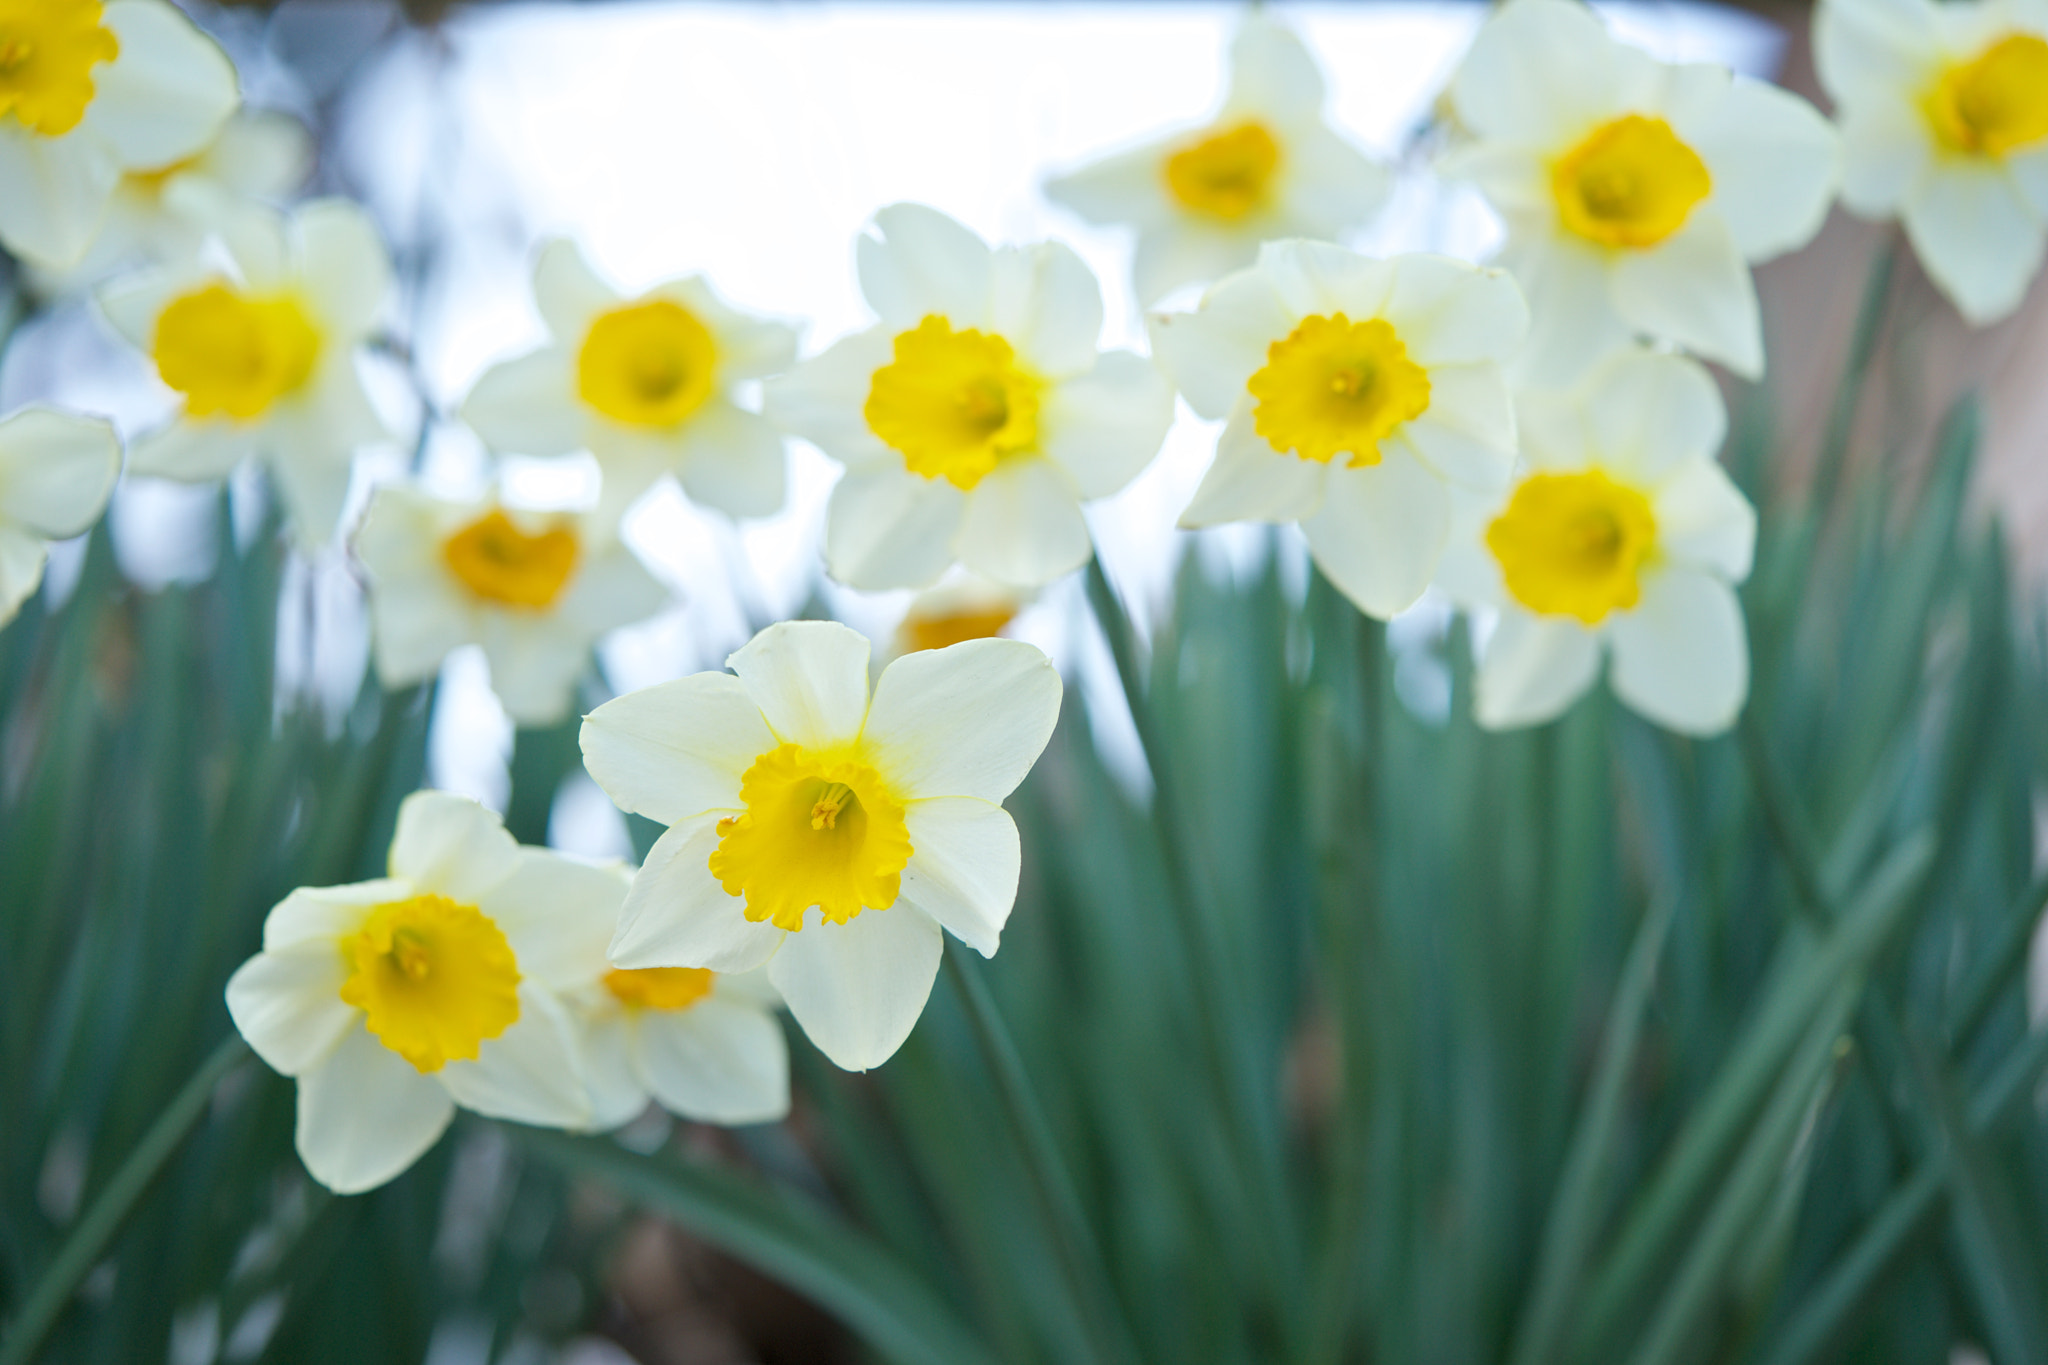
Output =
[
  {"x1": 944, "y1": 941, "x2": 1145, "y2": 1365},
  {"x1": 0, "y1": 1036, "x2": 248, "y2": 1365}
]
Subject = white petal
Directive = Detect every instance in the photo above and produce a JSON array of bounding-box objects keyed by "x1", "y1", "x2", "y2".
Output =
[
  {"x1": 207, "y1": 110, "x2": 314, "y2": 199},
  {"x1": 612, "y1": 813, "x2": 783, "y2": 973},
  {"x1": 1609, "y1": 215, "x2": 1763, "y2": 379},
  {"x1": 760, "y1": 329, "x2": 896, "y2": 468},
  {"x1": 1276, "y1": 125, "x2": 1392, "y2": 235},
  {"x1": 1038, "y1": 351, "x2": 1175, "y2": 500},
  {"x1": 1132, "y1": 221, "x2": 1264, "y2": 309},
  {"x1": 260, "y1": 881, "x2": 401, "y2": 950},
  {"x1": 212, "y1": 200, "x2": 292, "y2": 291},
  {"x1": 858, "y1": 204, "x2": 995, "y2": 330},
  {"x1": 1607, "y1": 567, "x2": 1749, "y2": 735},
  {"x1": 864, "y1": 638, "x2": 1062, "y2": 801},
  {"x1": 125, "y1": 419, "x2": 254, "y2": 482},
  {"x1": 0, "y1": 408, "x2": 120, "y2": 538},
  {"x1": 296, "y1": 199, "x2": 392, "y2": 341},
  {"x1": 387, "y1": 790, "x2": 521, "y2": 904},
  {"x1": 636, "y1": 998, "x2": 791, "y2": 1125},
  {"x1": 1902, "y1": 160, "x2": 2046, "y2": 326},
  {"x1": 0, "y1": 128, "x2": 120, "y2": 268},
  {"x1": 1437, "y1": 141, "x2": 1550, "y2": 218},
  {"x1": 478, "y1": 619, "x2": 590, "y2": 729},
  {"x1": 728, "y1": 619, "x2": 873, "y2": 748},
  {"x1": 1255, "y1": 239, "x2": 1397, "y2": 318},
  {"x1": 225, "y1": 942, "x2": 355, "y2": 1077},
  {"x1": 1451, "y1": 0, "x2": 1627, "y2": 146},
  {"x1": 1382, "y1": 257, "x2": 1529, "y2": 369},
  {"x1": 0, "y1": 528, "x2": 48, "y2": 625},
  {"x1": 88, "y1": 1, "x2": 238, "y2": 171},
  {"x1": 579, "y1": 1010, "x2": 651, "y2": 1131},
  {"x1": 294, "y1": 1026, "x2": 455, "y2": 1195},
  {"x1": 1225, "y1": 14, "x2": 1325, "y2": 123},
  {"x1": 1652, "y1": 458, "x2": 1756, "y2": 581},
  {"x1": 673, "y1": 400, "x2": 787, "y2": 519},
  {"x1": 1683, "y1": 80, "x2": 1840, "y2": 261},
  {"x1": 1395, "y1": 415, "x2": 1514, "y2": 494},
  {"x1": 437, "y1": 986, "x2": 592, "y2": 1128},
  {"x1": 1179, "y1": 405, "x2": 1328, "y2": 528},
  {"x1": 479, "y1": 849, "x2": 626, "y2": 993},
  {"x1": 824, "y1": 467, "x2": 964, "y2": 591},
  {"x1": 897, "y1": 797, "x2": 1022, "y2": 956},
  {"x1": 581, "y1": 673, "x2": 772, "y2": 826},
  {"x1": 1500, "y1": 232, "x2": 1637, "y2": 390},
  {"x1": 1815, "y1": 0, "x2": 1943, "y2": 109},
  {"x1": 366, "y1": 583, "x2": 464, "y2": 691},
  {"x1": 550, "y1": 540, "x2": 671, "y2": 636},
  {"x1": 2007, "y1": 147, "x2": 2048, "y2": 219},
  {"x1": 461, "y1": 349, "x2": 585, "y2": 458},
  {"x1": 1043, "y1": 141, "x2": 1173, "y2": 229},
  {"x1": 1299, "y1": 446, "x2": 1451, "y2": 620},
  {"x1": 990, "y1": 241, "x2": 1103, "y2": 379},
  {"x1": 1145, "y1": 267, "x2": 1292, "y2": 420},
  {"x1": 954, "y1": 458, "x2": 1092, "y2": 588},
  {"x1": 768, "y1": 906, "x2": 942, "y2": 1071},
  {"x1": 265, "y1": 442, "x2": 355, "y2": 550},
  {"x1": 533, "y1": 239, "x2": 618, "y2": 343},
  {"x1": 1475, "y1": 611, "x2": 1603, "y2": 729},
  {"x1": 1581, "y1": 349, "x2": 1728, "y2": 481}
]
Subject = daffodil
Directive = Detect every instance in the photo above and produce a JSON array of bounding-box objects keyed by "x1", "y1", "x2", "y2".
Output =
[
  {"x1": 225, "y1": 791, "x2": 598, "y2": 1194},
  {"x1": 580, "y1": 619, "x2": 1063, "y2": 1071},
  {"x1": 0, "y1": 407, "x2": 121, "y2": 626},
  {"x1": 1435, "y1": 348, "x2": 1755, "y2": 735},
  {"x1": 353, "y1": 484, "x2": 670, "y2": 727},
  {"x1": 1817, "y1": 0, "x2": 2048, "y2": 324},
  {"x1": 1044, "y1": 14, "x2": 1391, "y2": 305},
  {"x1": 891, "y1": 573, "x2": 1033, "y2": 661},
  {"x1": 0, "y1": 0, "x2": 238, "y2": 269},
  {"x1": 764, "y1": 205, "x2": 1174, "y2": 591},
  {"x1": 1149, "y1": 239, "x2": 1527, "y2": 619},
  {"x1": 462, "y1": 240, "x2": 798, "y2": 522},
  {"x1": 553, "y1": 864, "x2": 789, "y2": 1128},
  {"x1": 97, "y1": 197, "x2": 393, "y2": 547},
  {"x1": 1440, "y1": 0, "x2": 1840, "y2": 383},
  {"x1": 31, "y1": 108, "x2": 310, "y2": 295}
]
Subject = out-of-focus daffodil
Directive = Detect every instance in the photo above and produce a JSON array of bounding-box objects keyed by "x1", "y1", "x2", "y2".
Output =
[{"x1": 0, "y1": 407, "x2": 121, "y2": 626}]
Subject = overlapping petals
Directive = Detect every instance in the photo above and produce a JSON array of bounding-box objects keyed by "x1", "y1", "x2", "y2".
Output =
[{"x1": 0, "y1": 407, "x2": 121, "y2": 625}]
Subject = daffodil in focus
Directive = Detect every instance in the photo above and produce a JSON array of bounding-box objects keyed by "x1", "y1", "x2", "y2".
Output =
[
  {"x1": 0, "y1": 407, "x2": 121, "y2": 626},
  {"x1": 1440, "y1": 0, "x2": 1839, "y2": 383},
  {"x1": 462, "y1": 241, "x2": 797, "y2": 521},
  {"x1": 1817, "y1": 0, "x2": 2048, "y2": 323},
  {"x1": 1435, "y1": 348, "x2": 1755, "y2": 735},
  {"x1": 0, "y1": 0, "x2": 238, "y2": 268},
  {"x1": 764, "y1": 205, "x2": 1174, "y2": 591},
  {"x1": 31, "y1": 109, "x2": 311, "y2": 295},
  {"x1": 98, "y1": 198, "x2": 393, "y2": 547},
  {"x1": 353, "y1": 484, "x2": 670, "y2": 727},
  {"x1": 580, "y1": 620, "x2": 1063, "y2": 1071},
  {"x1": 1044, "y1": 14, "x2": 1390, "y2": 305},
  {"x1": 550, "y1": 860, "x2": 789, "y2": 1129},
  {"x1": 225, "y1": 791, "x2": 597, "y2": 1194},
  {"x1": 1149, "y1": 239, "x2": 1527, "y2": 619}
]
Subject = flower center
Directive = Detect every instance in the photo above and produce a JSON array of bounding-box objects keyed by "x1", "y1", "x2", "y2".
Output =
[
  {"x1": 707, "y1": 743, "x2": 914, "y2": 932},
  {"x1": 440, "y1": 510, "x2": 580, "y2": 611},
  {"x1": 1247, "y1": 313, "x2": 1431, "y2": 466},
  {"x1": 153, "y1": 283, "x2": 323, "y2": 422},
  {"x1": 901, "y1": 605, "x2": 1016, "y2": 654},
  {"x1": 578, "y1": 298, "x2": 719, "y2": 428},
  {"x1": 1486, "y1": 469, "x2": 1659, "y2": 626},
  {"x1": 0, "y1": 0, "x2": 119, "y2": 138},
  {"x1": 1165, "y1": 120, "x2": 1281, "y2": 221},
  {"x1": 1923, "y1": 33, "x2": 2048, "y2": 157},
  {"x1": 337, "y1": 894, "x2": 522, "y2": 1073},
  {"x1": 863, "y1": 315, "x2": 1042, "y2": 491},
  {"x1": 1551, "y1": 115, "x2": 1713, "y2": 250},
  {"x1": 602, "y1": 966, "x2": 714, "y2": 1012}
]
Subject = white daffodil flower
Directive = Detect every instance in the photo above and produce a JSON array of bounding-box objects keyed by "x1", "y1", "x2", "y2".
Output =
[
  {"x1": 580, "y1": 619, "x2": 1064, "y2": 1072},
  {"x1": 549, "y1": 859, "x2": 789, "y2": 1129},
  {"x1": 31, "y1": 108, "x2": 311, "y2": 296},
  {"x1": 0, "y1": 0, "x2": 238, "y2": 269},
  {"x1": 764, "y1": 204, "x2": 1174, "y2": 591},
  {"x1": 97, "y1": 197, "x2": 394, "y2": 547},
  {"x1": 1440, "y1": 0, "x2": 1840, "y2": 384},
  {"x1": 1149, "y1": 239, "x2": 1527, "y2": 620},
  {"x1": 353, "y1": 484, "x2": 670, "y2": 728},
  {"x1": 1435, "y1": 348, "x2": 1756, "y2": 736},
  {"x1": 462, "y1": 240, "x2": 798, "y2": 522},
  {"x1": 225, "y1": 792, "x2": 599, "y2": 1194},
  {"x1": 0, "y1": 407, "x2": 121, "y2": 626},
  {"x1": 1817, "y1": 0, "x2": 2048, "y2": 324},
  {"x1": 1044, "y1": 14, "x2": 1390, "y2": 306}
]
